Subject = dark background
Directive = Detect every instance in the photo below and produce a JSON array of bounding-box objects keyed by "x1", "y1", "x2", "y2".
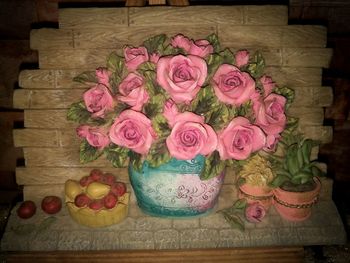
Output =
[{"x1": 1, "y1": 0, "x2": 349, "y2": 236}]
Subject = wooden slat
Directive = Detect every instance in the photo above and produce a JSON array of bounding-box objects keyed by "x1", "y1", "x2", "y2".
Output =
[
  {"x1": 24, "y1": 110, "x2": 73, "y2": 128},
  {"x1": 300, "y1": 125, "x2": 333, "y2": 144},
  {"x1": 149, "y1": 0, "x2": 166, "y2": 5},
  {"x1": 23, "y1": 184, "x2": 64, "y2": 201},
  {"x1": 16, "y1": 167, "x2": 129, "y2": 185},
  {"x1": 220, "y1": 25, "x2": 327, "y2": 48},
  {"x1": 282, "y1": 48, "x2": 333, "y2": 67},
  {"x1": 227, "y1": 47, "x2": 282, "y2": 66},
  {"x1": 59, "y1": 8, "x2": 128, "y2": 29},
  {"x1": 288, "y1": 107, "x2": 324, "y2": 126},
  {"x1": 282, "y1": 26, "x2": 327, "y2": 48},
  {"x1": 30, "y1": 29, "x2": 73, "y2": 50},
  {"x1": 293, "y1": 86, "x2": 333, "y2": 107},
  {"x1": 19, "y1": 70, "x2": 55, "y2": 89},
  {"x1": 13, "y1": 129, "x2": 59, "y2": 147},
  {"x1": 23, "y1": 147, "x2": 112, "y2": 167},
  {"x1": 74, "y1": 25, "x2": 217, "y2": 49},
  {"x1": 264, "y1": 66, "x2": 322, "y2": 87},
  {"x1": 129, "y1": 6, "x2": 244, "y2": 26},
  {"x1": 13, "y1": 89, "x2": 31, "y2": 109},
  {"x1": 243, "y1": 6, "x2": 288, "y2": 25}
]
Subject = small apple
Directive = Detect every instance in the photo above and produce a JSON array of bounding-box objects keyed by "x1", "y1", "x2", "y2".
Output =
[
  {"x1": 89, "y1": 169, "x2": 103, "y2": 182},
  {"x1": 103, "y1": 193, "x2": 118, "y2": 209},
  {"x1": 74, "y1": 193, "x2": 91, "y2": 207},
  {"x1": 79, "y1": 176, "x2": 92, "y2": 187},
  {"x1": 88, "y1": 199, "x2": 104, "y2": 210},
  {"x1": 17, "y1": 200, "x2": 36, "y2": 219},
  {"x1": 41, "y1": 196, "x2": 62, "y2": 214},
  {"x1": 111, "y1": 182, "x2": 127, "y2": 197},
  {"x1": 102, "y1": 173, "x2": 116, "y2": 185}
]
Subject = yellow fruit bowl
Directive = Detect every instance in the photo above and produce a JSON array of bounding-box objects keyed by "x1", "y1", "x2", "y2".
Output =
[{"x1": 64, "y1": 179, "x2": 129, "y2": 228}]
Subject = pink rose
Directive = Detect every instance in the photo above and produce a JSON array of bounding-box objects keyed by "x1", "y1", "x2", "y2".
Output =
[
  {"x1": 83, "y1": 84, "x2": 114, "y2": 118},
  {"x1": 150, "y1": 52, "x2": 161, "y2": 64},
  {"x1": 117, "y1": 73, "x2": 149, "y2": 111},
  {"x1": 260, "y1": 75, "x2": 275, "y2": 96},
  {"x1": 109, "y1": 110, "x2": 156, "y2": 155},
  {"x1": 253, "y1": 93, "x2": 287, "y2": 135},
  {"x1": 245, "y1": 202, "x2": 266, "y2": 223},
  {"x1": 157, "y1": 54, "x2": 207, "y2": 104},
  {"x1": 264, "y1": 134, "x2": 281, "y2": 152},
  {"x1": 217, "y1": 117, "x2": 266, "y2": 160},
  {"x1": 77, "y1": 125, "x2": 110, "y2": 149},
  {"x1": 163, "y1": 99, "x2": 179, "y2": 128},
  {"x1": 212, "y1": 64, "x2": 255, "y2": 106},
  {"x1": 124, "y1": 46, "x2": 149, "y2": 71},
  {"x1": 95, "y1": 67, "x2": 110, "y2": 87},
  {"x1": 166, "y1": 112, "x2": 217, "y2": 160},
  {"x1": 189, "y1": 39, "x2": 214, "y2": 58},
  {"x1": 170, "y1": 34, "x2": 192, "y2": 52},
  {"x1": 235, "y1": 50, "x2": 249, "y2": 68}
]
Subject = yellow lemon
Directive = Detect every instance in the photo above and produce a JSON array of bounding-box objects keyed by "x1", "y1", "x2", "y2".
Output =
[{"x1": 86, "y1": 182, "x2": 111, "y2": 199}]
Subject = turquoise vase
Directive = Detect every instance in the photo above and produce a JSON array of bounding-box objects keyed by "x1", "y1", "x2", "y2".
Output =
[{"x1": 129, "y1": 155, "x2": 225, "y2": 218}]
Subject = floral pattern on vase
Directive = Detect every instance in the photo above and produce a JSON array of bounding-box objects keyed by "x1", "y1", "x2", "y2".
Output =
[{"x1": 129, "y1": 155, "x2": 225, "y2": 217}]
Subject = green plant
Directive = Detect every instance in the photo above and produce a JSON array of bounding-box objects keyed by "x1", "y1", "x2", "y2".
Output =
[{"x1": 270, "y1": 132, "x2": 325, "y2": 191}]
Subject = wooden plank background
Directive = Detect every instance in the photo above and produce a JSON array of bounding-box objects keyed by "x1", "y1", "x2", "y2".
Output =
[{"x1": 13, "y1": 6, "x2": 333, "y2": 201}]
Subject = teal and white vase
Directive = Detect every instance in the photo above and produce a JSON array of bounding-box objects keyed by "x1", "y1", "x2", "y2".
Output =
[{"x1": 129, "y1": 155, "x2": 225, "y2": 218}]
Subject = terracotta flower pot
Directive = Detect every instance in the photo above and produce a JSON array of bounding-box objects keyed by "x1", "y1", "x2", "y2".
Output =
[
  {"x1": 273, "y1": 177, "x2": 321, "y2": 221},
  {"x1": 238, "y1": 183, "x2": 273, "y2": 210}
]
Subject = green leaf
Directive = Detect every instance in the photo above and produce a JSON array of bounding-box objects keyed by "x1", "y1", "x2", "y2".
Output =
[
  {"x1": 206, "y1": 53, "x2": 224, "y2": 78},
  {"x1": 163, "y1": 45, "x2": 185, "y2": 56},
  {"x1": 192, "y1": 87, "x2": 219, "y2": 116},
  {"x1": 138, "y1": 61, "x2": 156, "y2": 72},
  {"x1": 129, "y1": 151, "x2": 143, "y2": 172},
  {"x1": 143, "y1": 34, "x2": 166, "y2": 54},
  {"x1": 311, "y1": 164, "x2": 325, "y2": 177},
  {"x1": 201, "y1": 151, "x2": 226, "y2": 180},
  {"x1": 206, "y1": 33, "x2": 220, "y2": 53},
  {"x1": 236, "y1": 177, "x2": 246, "y2": 187},
  {"x1": 220, "y1": 48, "x2": 235, "y2": 64},
  {"x1": 104, "y1": 144, "x2": 129, "y2": 167},
  {"x1": 144, "y1": 94, "x2": 166, "y2": 118},
  {"x1": 73, "y1": 71, "x2": 97, "y2": 84},
  {"x1": 146, "y1": 138, "x2": 171, "y2": 167},
  {"x1": 270, "y1": 174, "x2": 290, "y2": 188},
  {"x1": 114, "y1": 102, "x2": 130, "y2": 116},
  {"x1": 206, "y1": 104, "x2": 229, "y2": 130},
  {"x1": 220, "y1": 211, "x2": 245, "y2": 232},
  {"x1": 80, "y1": 140, "x2": 103, "y2": 164},
  {"x1": 67, "y1": 101, "x2": 91, "y2": 123},
  {"x1": 152, "y1": 114, "x2": 170, "y2": 137},
  {"x1": 274, "y1": 86, "x2": 295, "y2": 109},
  {"x1": 247, "y1": 51, "x2": 265, "y2": 79},
  {"x1": 107, "y1": 52, "x2": 125, "y2": 75},
  {"x1": 233, "y1": 198, "x2": 247, "y2": 210}
]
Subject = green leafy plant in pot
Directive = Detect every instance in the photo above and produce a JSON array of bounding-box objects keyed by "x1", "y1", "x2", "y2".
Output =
[{"x1": 270, "y1": 131, "x2": 325, "y2": 221}]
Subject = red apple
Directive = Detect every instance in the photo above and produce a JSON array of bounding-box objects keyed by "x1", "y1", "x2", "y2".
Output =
[
  {"x1": 88, "y1": 199, "x2": 104, "y2": 210},
  {"x1": 17, "y1": 200, "x2": 36, "y2": 219},
  {"x1": 74, "y1": 193, "x2": 91, "y2": 207},
  {"x1": 41, "y1": 196, "x2": 62, "y2": 214},
  {"x1": 89, "y1": 169, "x2": 103, "y2": 182},
  {"x1": 111, "y1": 182, "x2": 127, "y2": 197},
  {"x1": 79, "y1": 175, "x2": 92, "y2": 187},
  {"x1": 102, "y1": 173, "x2": 116, "y2": 185},
  {"x1": 103, "y1": 193, "x2": 118, "y2": 209}
]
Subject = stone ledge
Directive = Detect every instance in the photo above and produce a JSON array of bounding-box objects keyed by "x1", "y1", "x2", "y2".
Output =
[{"x1": 1, "y1": 199, "x2": 346, "y2": 251}]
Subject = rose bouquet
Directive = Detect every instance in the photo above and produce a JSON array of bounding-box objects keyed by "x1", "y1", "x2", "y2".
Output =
[{"x1": 67, "y1": 33, "x2": 294, "y2": 181}]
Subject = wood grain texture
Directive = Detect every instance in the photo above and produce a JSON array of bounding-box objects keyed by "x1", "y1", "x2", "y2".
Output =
[
  {"x1": 23, "y1": 147, "x2": 113, "y2": 167},
  {"x1": 24, "y1": 110, "x2": 73, "y2": 128},
  {"x1": 282, "y1": 26, "x2": 327, "y2": 48},
  {"x1": 59, "y1": 8, "x2": 128, "y2": 29},
  {"x1": 288, "y1": 107, "x2": 324, "y2": 126},
  {"x1": 30, "y1": 29, "x2": 73, "y2": 50},
  {"x1": 300, "y1": 125, "x2": 333, "y2": 144},
  {"x1": 19, "y1": 70, "x2": 55, "y2": 89},
  {"x1": 13, "y1": 129, "x2": 59, "y2": 147},
  {"x1": 74, "y1": 26, "x2": 217, "y2": 49},
  {"x1": 16, "y1": 167, "x2": 129, "y2": 185},
  {"x1": 244, "y1": 6, "x2": 288, "y2": 25},
  {"x1": 129, "y1": 6, "x2": 244, "y2": 26},
  {"x1": 282, "y1": 48, "x2": 333, "y2": 67},
  {"x1": 13, "y1": 90, "x2": 31, "y2": 109}
]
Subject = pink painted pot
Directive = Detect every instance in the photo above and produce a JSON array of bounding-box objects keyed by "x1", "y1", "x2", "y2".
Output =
[
  {"x1": 273, "y1": 177, "x2": 321, "y2": 222},
  {"x1": 238, "y1": 184, "x2": 274, "y2": 210}
]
